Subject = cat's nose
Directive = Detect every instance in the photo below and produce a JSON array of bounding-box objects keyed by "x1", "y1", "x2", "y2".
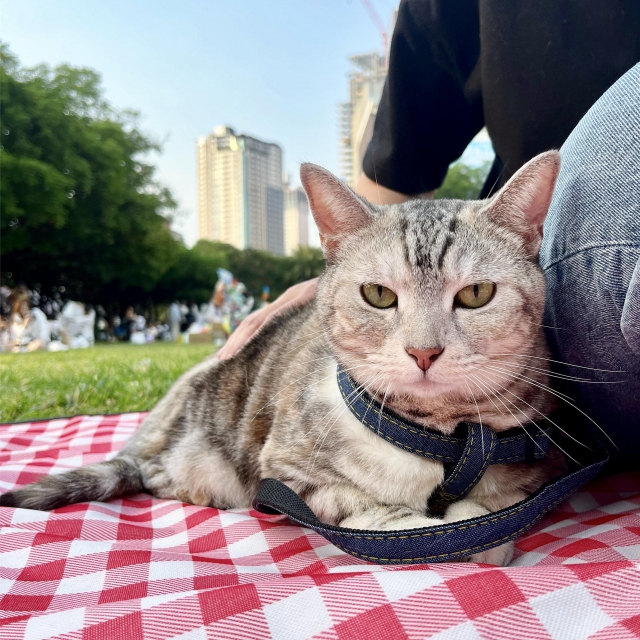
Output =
[{"x1": 406, "y1": 347, "x2": 443, "y2": 372}]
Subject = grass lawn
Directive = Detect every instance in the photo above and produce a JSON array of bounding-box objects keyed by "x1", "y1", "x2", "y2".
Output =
[{"x1": 0, "y1": 343, "x2": 217, "y2": 423}]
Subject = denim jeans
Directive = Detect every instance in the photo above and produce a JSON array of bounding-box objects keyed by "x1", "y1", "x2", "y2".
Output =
[{"x1": 540, "y1": 62, "x2": 640, "y2": 471}]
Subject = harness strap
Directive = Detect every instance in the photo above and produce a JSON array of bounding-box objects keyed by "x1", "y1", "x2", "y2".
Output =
[
  {"x1": 253, "y1": 451, "x2": 607, "y2": 564},
  {"x1": 429, "y1": 422, "x2": 497, "y2": 512},
  {"x1": 336, "y1": 367, "x2": 551, "y2": 468},
  {"x1": 252, "y1": 365, "x2": 609, "y2": 564}
]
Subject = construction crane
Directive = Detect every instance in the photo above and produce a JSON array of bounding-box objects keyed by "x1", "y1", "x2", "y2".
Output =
[{"x1": 360, "y1": 0, "x2": 389, "y2": 67}]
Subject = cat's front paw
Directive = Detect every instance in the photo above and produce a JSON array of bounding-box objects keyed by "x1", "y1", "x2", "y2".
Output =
[
  {"x1": 340, "y1": 506, "x2": 442, "y2": 531},
  {"x1": 466, "y1": 541, "x2": 514, "y2": 566}
]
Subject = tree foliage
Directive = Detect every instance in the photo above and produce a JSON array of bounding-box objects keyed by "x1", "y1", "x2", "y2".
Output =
[
  {"x1": 435, "y1": 160, "x2": 491, "y2": 200},
  {"x1": 0, "y1": 44, "x2": 326, "y2": 311},
  {"x1": 0, "y1": 44, "x2": 179, "y2": 306},
  {"x1": 152, "y1": 241, "x2": 326, "y2": 304}
]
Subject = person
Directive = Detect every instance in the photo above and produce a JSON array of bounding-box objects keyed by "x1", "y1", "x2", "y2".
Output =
[
  {"x1": 538, "y1": 63, "x2": 640, "y2": 472},
  {"x1": 180, "y1": 303, "x2": 194, "y2": 344},
  {"x1": 6, "y1": 294, "x2": 50, "y2": 352},
  {"x1": 168, "y1": 301, "x2": 181, "y2": 343},
  {"x1": 115, "y1": 306, "x2": 136, "y2": 342},
  {"x1": 218, "y1": 5, "x2": 640, "y2": 469},
  {"x1": 259, "y1": 286, "x2": 270, "y2": 309}
]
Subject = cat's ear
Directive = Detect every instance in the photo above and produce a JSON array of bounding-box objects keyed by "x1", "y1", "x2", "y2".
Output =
[
  {"x1": 300, "y1": 163, "x2": 373, "y2": 261},
  {"x1": 484, "y1": 150, "x2": 560, "y2": 256}
]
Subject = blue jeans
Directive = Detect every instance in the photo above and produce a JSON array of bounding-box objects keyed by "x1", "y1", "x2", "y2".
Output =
[{"x1": 540, "y1": 62, "x2": 640, "y2": 471}]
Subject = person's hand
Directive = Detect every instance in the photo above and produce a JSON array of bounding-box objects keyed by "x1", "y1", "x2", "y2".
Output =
[{"x1": 217, "y1": 278, "x2": 319, "y2": 360}]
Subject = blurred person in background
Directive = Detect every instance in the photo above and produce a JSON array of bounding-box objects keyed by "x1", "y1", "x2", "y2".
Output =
[
  {"x1": 168, "y1": 301, "x2": 182, "y2": 343},
  {"x1": 180, "y1": 303, "x2": 195, "y2": 344},
  {"x1": 114, "y1": 306, "x2": 137, "y2": 342},
  {"x1": 6, "y1": 293, "x2": 50, "y2": 352}
]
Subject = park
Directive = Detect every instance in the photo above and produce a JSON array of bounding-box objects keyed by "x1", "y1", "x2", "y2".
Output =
[{"x1": 2, "y1": 3, "x2": 640, "y2": 640}]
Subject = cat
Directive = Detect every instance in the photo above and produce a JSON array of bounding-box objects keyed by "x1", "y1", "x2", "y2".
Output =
[{"x1": 0, "y1": 151, "x2": 566, "y2": 566}]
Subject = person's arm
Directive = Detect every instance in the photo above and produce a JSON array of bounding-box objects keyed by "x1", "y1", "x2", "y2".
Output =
[
  {"x1": 362, "y1": 0, "x2": 483, "y2": 195},
  {"x1": 355, "y1": 174, "x2": 434, "y2": 205}
]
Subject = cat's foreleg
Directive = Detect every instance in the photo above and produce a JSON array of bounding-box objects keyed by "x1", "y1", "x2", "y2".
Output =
[
  {"x1": 301, "y1": 483, "x2": 443, "y2": 530},
  {"x1": 303, "y1": 484, "x2": 511, "y2": 565},
  {"x1": 339, "y1": 505, "x2": 444, "y2": 531},
  {"x1": 443, "y1": 499, "x2": 514, "y2": 566}
]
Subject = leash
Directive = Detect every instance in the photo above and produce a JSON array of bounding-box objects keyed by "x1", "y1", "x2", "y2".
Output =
[{"x1": 253, "y1": 367, "x2": 608, "y2": 564}]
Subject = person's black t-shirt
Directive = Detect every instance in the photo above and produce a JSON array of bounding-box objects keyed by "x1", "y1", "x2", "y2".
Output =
[{"x1": 363, "y1": 0, "x2": 640, "y2": 195}]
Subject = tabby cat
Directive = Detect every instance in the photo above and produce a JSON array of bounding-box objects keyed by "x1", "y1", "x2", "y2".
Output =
[{"x1": 0, "y1": 151, "x2": 565, "y2": 566}]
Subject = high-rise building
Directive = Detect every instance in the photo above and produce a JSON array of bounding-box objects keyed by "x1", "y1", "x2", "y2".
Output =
[
  {"x1": 284, "y1": 186, "x2": 309, "y2": 256},
  {"x1": 338, "y1": 52, "x2": 387, "y2": 188},
  {"x1": 197, "y1": 126, "x2": 285, "y2": 255}
]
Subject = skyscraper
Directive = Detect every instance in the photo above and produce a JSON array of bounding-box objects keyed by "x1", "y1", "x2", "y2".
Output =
[
  {"x1": 197, "y1": 126, "x2": 285, "y2": 255},
  {"x1": 338, "y1": 53, "x2": 387, "y2": 188},
  {"x1": 283, "y1": 186, "x2": 309, "y2": 256}
]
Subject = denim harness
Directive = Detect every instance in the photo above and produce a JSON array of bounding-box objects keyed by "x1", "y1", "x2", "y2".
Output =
[{"x1": 254, "y1": 366, "x2": 608, "y2": 564}]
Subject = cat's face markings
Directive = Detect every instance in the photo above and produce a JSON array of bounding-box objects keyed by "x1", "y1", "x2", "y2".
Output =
[{"x1": 308, "y1": 152, "x2": 559, "y2": 404}]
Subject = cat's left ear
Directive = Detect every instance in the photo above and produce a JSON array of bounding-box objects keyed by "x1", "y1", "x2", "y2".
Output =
[
  {"x1": 484, "y1": 150, "x2": 560, "y2": 256},
  {"x1": 300, "y1": 163, "x2": 373, "y2": 262}
]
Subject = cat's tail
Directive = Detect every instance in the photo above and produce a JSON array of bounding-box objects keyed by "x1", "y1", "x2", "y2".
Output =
[{"x1": 0, "y1": 457, "x2": 143, "y2": 511}]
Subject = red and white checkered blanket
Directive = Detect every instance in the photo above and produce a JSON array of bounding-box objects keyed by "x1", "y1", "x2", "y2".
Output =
[{"x1": 1, "y1": 414, "x2": 640, "y2": 640}]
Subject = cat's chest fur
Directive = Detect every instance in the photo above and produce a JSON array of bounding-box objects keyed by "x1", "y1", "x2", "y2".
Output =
[{"x1": 261, "y1": 361, "x2": 446, "y2": 521}]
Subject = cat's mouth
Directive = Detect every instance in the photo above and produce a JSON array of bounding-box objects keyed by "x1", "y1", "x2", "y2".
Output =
[{"x1": 403, "y1": 373, "x2": 460, "y2": 398}]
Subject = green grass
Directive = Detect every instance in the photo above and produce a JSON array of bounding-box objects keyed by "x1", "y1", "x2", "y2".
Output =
[{"x1": 0, "y1": 343, "x2": 217, "y2": 423}]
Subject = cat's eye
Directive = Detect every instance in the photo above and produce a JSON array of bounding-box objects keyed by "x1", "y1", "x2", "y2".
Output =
[
  {"x1": 361, "y1": 283, "x2": 398, "y2": 309},
  {"x1": 455, "y1": 282, "x2": 496, "y2": 309}
]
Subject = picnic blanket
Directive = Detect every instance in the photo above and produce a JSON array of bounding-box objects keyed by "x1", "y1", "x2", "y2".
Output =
[{"x1": 1, "y1": 414, "x2": 640, "y2": 640}]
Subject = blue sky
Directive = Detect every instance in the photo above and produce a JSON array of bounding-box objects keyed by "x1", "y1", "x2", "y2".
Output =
[{"x1": 2, "y1": 0, "x2": 397, "y2": 246}]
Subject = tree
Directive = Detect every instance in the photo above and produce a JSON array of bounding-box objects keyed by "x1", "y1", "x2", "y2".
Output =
[
  {"x1": 152, "y1": 242, "x2": 326, "y2": 306},
  {"x1": 0, "y1": 44, "x2": 179, "y2": 307},
  {"x1": 435, "y1": 161, "x2": 491, "y2": 200},
  {"x1": 1, "y1": 43, "x2": 326, "y2": 312},
  {"x1": 153, "y1": 241, "x2": 237, "y2": 304}
]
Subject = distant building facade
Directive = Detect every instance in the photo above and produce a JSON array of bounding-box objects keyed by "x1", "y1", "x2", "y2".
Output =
[
  {"x1": 197, "y1": 126, "x2": 285, "y2": 255},
  {"x1": 284, "y1": 186, "x2": 309, "y2": 256},
  {"x1": 338, "y1": 52, "x2": 387, "y2": 188}
]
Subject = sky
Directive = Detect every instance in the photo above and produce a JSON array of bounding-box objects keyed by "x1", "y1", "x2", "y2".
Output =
[{"x1": 1, "y1": 0, "x2": 398, "y2": 246}]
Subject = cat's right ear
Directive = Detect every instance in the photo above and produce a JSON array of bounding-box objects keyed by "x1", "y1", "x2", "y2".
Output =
[
  {"x1": 300, "y1": 163, "x2": 373, "y2": 262},
  {"x1": 484, "y1": 150, "x2": 560, "y2": 256}
]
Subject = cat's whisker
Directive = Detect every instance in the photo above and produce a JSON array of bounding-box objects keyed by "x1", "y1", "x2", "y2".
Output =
[
  {"x1": 482, "y1": 364, "x2": 618, "y2": 450},
  {"x1": 362, "y1": 375, "x2": 385, "y2": 424},
  {"x1": 292, "y1": 328, "x2": 355, "y2": 353},
  {"x1": 306, "y1": 372, "x2": 385, "y2": 479},
  {"x1": 463, "y1": 380, "x2": 485, "y2": 457},
  {"x1": 483, "y1": 364, "x2": 575, "y2": 402},
  {"x1": 491, "y1": 352, "x2": 625, "y2": 374},
  {"x1": 265, "y1": 362, "x2": 374, "y2": 429},
  {"x1": 304, "y1": 369, "x2": 381, "y2": 463},
  {"x1": 489, "y1": 358, "x2": 624, "y2": 384},
  {"x1": 377, "y1": 379, "x2": 392, "y2": 439},
  {"x1": 464, "y1": 374, "x2": 507, "y2": 419},
  {"x1": 469, "y1": 373, "x2": 550, "y2": 459},
  {"x1": 271, "y1": 363, "x2": 381, "y2": 455},
  {"x1": 251, "y1": 366, "x2": 332, "y2": 418},
  {"x1": 280, "y1": 328, "x2": 328, "y2": 357},
  {"x1": 311, "y1": 373, "x2": 387, "y2": 472},
  {"x1": 268, "y1": 354, "x2": 336, "y2": 372},
  {"x1": 474, "y1": 371, "x2": 581, "y2": 465},
  {"x1": 479, "y1": 367, "x2": 591, "y2": 451}
]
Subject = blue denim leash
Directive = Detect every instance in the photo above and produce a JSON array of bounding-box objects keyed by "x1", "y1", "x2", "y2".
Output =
[{"x1": 253, "y1": 367, "x2": 608, "y2": 564}]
